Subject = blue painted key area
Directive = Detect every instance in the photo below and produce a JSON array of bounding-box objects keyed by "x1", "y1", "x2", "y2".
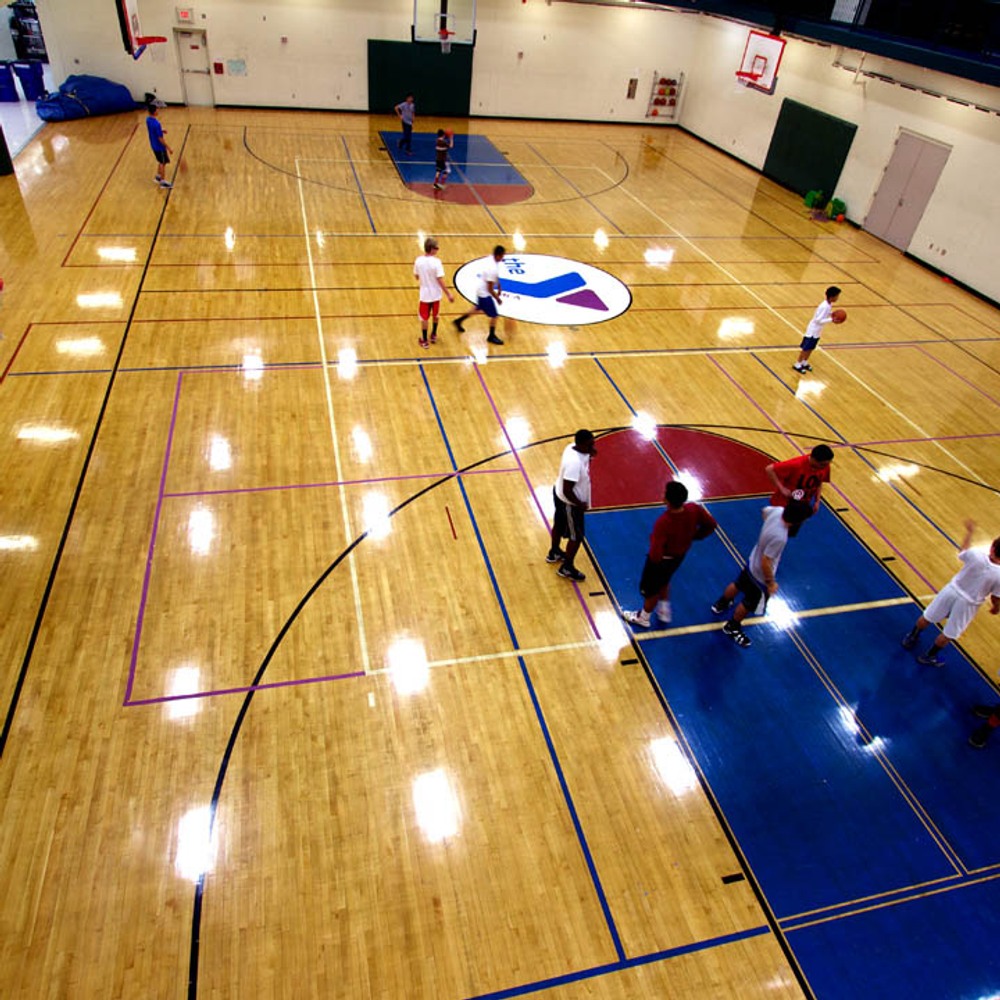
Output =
[{"x1": 588, "y1": 497, "x2": 1000, "y2": 998}]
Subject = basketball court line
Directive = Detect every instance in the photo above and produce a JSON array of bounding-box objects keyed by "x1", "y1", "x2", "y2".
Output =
[{"x1": 296, "y1": 157, "x2": 371, "y2": 673}]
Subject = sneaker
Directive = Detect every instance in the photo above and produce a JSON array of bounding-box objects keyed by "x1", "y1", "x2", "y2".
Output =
[
  {"x1": 545, "y1": 548, "x2": 565, "y2": 564},
  {"x1": 433, "y1": 182, "x2": 442, "y2": 190},
  {"x1": 159, "y1": 179, "x2": 173, "y2": 188},
  {"x1": 430, "y1": 333, "x2": 437, "y2": 344},
  {"x1": 901, "y1": 629, "x2": 919, "y2": 650},
  {"x1": 153, "y1": 175, "x2": 162, "y2": 184},
  {"x1": 722, "y1": 621, "x2": 752, "y2": 648},
  {"x1": 453, "y1": 319, "x2": 465, "y2": 334},
  {"x1": 655, "y1": 600, "x2": 672, "y2": 623},
  {"x1": 917, "y1": 650, "x2": 946, "y2": 667},
  {"x1": 973, "y1": 705, "x2": 997, "y2": 720},
  {"x1": 419, "y1": 338, "x2": 429, "y2": 349},
  {"x1": 801, "y1": 363, "x2": 813, "y2": 371},
  {"x1": 623, "y1": 610, "x2": 651, "y2": 628},
  {"x1": 793, "y1": 364, "x2": 805, "y2": 373},
  {"x1": 487, "y1": 333, "x2": 504, "y2": 345},
  {"x1": 969, "y1": 726, "x2": 990, "y2": 749},
  {"x1": 557, "y1": 564, "x2": 586, "y2": 582},
  {"x1": 711, "y1": 599, "x2": 730, "y2": 616}
]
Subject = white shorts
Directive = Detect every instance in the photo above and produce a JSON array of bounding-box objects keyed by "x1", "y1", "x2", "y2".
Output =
[{"x1": 923, "y1": 581, "x2": 981, "y2": 640}]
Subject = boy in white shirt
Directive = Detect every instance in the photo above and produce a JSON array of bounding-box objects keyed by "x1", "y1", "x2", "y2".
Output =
[
  {"x1": 902, "y1": 520, "x2": 1000, "y2": 667},
  {"x1": 794, "y1": 286, "x2": 841, "y2": 373},
  {"x1": 413, "y1": 237, "x2": 454, "y2": 348}
]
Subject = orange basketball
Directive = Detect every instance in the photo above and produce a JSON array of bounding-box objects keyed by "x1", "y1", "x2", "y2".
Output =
[
  {"x1": 444, "y1": 129, "x2": 454, "y2": 138},
  {"x1": 831, "y1": 308, "x2": 847, "y2": 324}
]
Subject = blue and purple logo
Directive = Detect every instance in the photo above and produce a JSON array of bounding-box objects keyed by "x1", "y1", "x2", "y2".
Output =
[{"x1": 454, "y1": 253, "x2": 632, "y2": 326}]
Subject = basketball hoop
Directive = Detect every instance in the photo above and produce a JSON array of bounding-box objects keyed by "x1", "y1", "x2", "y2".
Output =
[{"x1": 439, "y1": 28, "x2": 454, "y2": 53}]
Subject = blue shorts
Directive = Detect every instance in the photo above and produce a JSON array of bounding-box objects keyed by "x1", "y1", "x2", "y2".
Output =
[
  {"x1": 800, "y1": 335, "x2": 819, "y2": 351},
  {"x1": 477, "y1": 295, "x2": 499, "y2": 318}
]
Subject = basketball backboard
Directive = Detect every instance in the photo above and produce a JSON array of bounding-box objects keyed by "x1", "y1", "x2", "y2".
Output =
[
  {"x1": 736, "y1": 29, "x2": 785, "y2": 95},
  {"x1": 115, "y1": 0, "x2": 166, "y2": 57},
  {"x1": 412, "y1": 0, "x2": 476, "y2": 48}
]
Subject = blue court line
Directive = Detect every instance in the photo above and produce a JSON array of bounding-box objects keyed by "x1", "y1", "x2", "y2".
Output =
[
  {"x1": 341, "y1": 136, "x2": 376, "y2": 234},
  {"x1": 417, "y1": 365, "x2": 627, "y2": 964},
  {"x1": 465, "y1": 925, "x2": 771, "y2": 1000},
  {"x1": 751, "y1": 352, "x2": 960, "y2": 548}
]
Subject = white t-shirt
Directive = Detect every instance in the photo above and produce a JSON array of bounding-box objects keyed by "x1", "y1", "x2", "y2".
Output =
[
  {"x1": 414, "y1": 254, "x2": 445, "y2": 302},
  {"x1": 806, "y1": 299, "x2": 834, "y2": 340},
  {"x1": 951, "y1": 548, "x2": 1000, "y2": 602},
  {"x1": 475, "y1": 257, "x2": 500, "y2": 300},
  {"x1": 748, "y1": 506, "x2": 789, "y2": 582},
  {"x1": 555, "y1": 444, "x2": 591, "y2": 507}
]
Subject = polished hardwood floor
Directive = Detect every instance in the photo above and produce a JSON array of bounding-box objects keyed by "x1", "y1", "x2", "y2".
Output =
[{"x1": 1, "y1": 106, "x2": 998, "y2": 998}]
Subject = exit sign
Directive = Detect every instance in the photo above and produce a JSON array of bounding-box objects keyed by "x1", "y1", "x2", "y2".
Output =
[{"x1": 176, "y1": 7, "x2": 194, "y2": 22}]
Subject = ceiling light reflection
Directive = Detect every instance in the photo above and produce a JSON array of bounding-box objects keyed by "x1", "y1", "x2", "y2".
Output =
[
  {"x1": 533, "y1": 484, "x2": 555, "y2": 522},
  {"x1": 594, "y1": 610, "x2": 628, "y2": 662},
  {"x1": 717, "y1": 316, "x2": 755, "y2": 339},
  {"x1": 837, "y1": 705, "x2": 886, "y2": 753},
  {"x1": 874, "y1": 462, "x2": 919, "y2": 484},
  {"x1": 17, "y1": 425, "x2": 80, "y2": 444},
  {"x1": 224, "y1": 227, "x2": 236, "y2": 251},
  {"x1": 315, "y1": 230, "x2": 326, "y2": 247},
  {"x1": 412, "y1": 769, "x2": 461, "y2": 843},
  {"x1": 0, "y1": 535, "x2": 39, "y2": 551},
  {"x1": 650, "y1": 737, "x2": 698, "y2": 795},
  {"x1": 188, "y1": 507, "x2": 215, "y2": 556},
  {"x1": 632, "y1": 411, "x2": 657, "y2": 441},
  {"x1": 338, "y1": 348, "x2": 358, "y2": 380},
  {"x1": 242, "y1": 352, "x2": 264, "y2": 382},
  {"x1": 512, "y1": 231, "x2": 527, "y2": 251},
  {"x1": 387, "y1": 637, "x2": 429, "y2": 695},
  {"x1": 76, "y1": 292, "x2": 123, "y2": 309},
  {"x1": 352, "y1": 426, "x2": 373, "y2": 463},
  {"x1": 208, "y1": 434, "x2": 232, "y2": 471},
  {"x1": 546, "y1": 342, "x2": 567, "y2": 368},
  {"x1": 165, "y1": 665, "x2": 202, "y2": 720},
  {"x1": 504, "y1": 416, "x2": 531, "y2": 451},
  {"x1": 766, "y1": 595, "x2": 799, "y2": 631},
  {"x1": 97, "y1": 246, "x2": 137, "y2": 263},
  {"x1": 55, "y1": 337, "x2": 105, "y2": 356},
  {"x1": 794, "y1": 378, "x2": 826, "y2": 400},
  {"x1": 175, "y1": 805, "x2": 217, "y2": 882},
  {"x1": 593, "y1": 228, "x2": 609, "y2": 250},
  {"x1": 644, "y1": 247, "x2": 675, "y2": 266},
  {"x1": 672, "y1": 470, "x2": 704, "y2": 502},
  {"x1": 362, "y1": 492, "x2": 391, "y2": 540}
]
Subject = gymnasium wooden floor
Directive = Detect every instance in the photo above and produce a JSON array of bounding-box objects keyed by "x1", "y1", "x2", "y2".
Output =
[{"x1": 1, "y1": 107, "x2": 999, "y2": 999}]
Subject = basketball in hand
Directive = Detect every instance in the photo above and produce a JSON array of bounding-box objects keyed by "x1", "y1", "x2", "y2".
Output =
[
  {"x1": 444, "y1": 129, "x2": 454, "y2": 138},
  {"x1": 831, "y1": 308, "x2": 847, "y2": 324}
]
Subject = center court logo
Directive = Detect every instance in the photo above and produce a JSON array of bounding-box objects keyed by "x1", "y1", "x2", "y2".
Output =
[{"x1": 453, "y1": 253, "x2": 632, "y2": 326}]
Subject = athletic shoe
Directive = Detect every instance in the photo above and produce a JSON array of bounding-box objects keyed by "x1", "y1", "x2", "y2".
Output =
[
  {"x1": 655, "y1": 600, "x2": 672, "y2": 623},
  {"x1": 545, "y1": 548, "x2": 565, "y2": 564},
  {"x1": 453, "y1": 319, "x2": 465, "y2": 334},
  {"x1": 419, "y1": 338, "x2": 429, "y2": 349},
  {"x1": 901, "y1": 628, "x2": 919, "y2": 650},
  {"x1": 793, "y1": 364, "x2": 805, "y2": 373},
  {"x1": 153, "y1": 176, "x2": 162, "y2": 184},
  {"x1": 801, "y1": 363, "x2": 813, "y2": 371},
  {"x1": 433, "y1": 182, "x2": 441, "y2": 190},
  {"x1": 711, "y1": 599, "x2": 730, "y2": 615},
  {"x1": 722, "y1": 621, "x2": 751, "y2": 648},
  {"x1": 623, "y1": 610, "x2": 651, "y2": 628},
  {"x1": 973, "y1": 705, "x2": 997, "y2": 719},
  {"x1": 430, "y1": 333, "x2": 437, "y2": 344},
  {"x1": 969, "y1": 726, "x2": 990, "y2": 749},
  {"x1": 487, "y1": 333, "x2": 504, "y2": 345},
  {"x1": 557, "y1": 564, "x2": 585, "y2": 582},
  {"x1": 159, "y1": 179, "x2": 173, "y2": 188},
  {"x1": 917, "y1": 650, "x2": 946, "y2": 667}
]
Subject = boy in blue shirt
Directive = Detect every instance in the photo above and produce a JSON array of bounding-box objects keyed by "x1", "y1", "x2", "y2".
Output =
[{"x1": 146, "y1": 99, "x2": 173, "y2": 188}]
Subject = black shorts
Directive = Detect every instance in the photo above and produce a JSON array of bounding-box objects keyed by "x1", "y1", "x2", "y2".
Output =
[
  {"x1": 734, "y1": 567, "x2": 767, "y2": 615},
  {"x1": 799, "y1": 335, "x2": 819, "y2": 352},
  {"x1": 552, "y1": 490, "x2": 585, "y2": 542},
  {"x1": 638, "y1": 554, "x2": 685, "y2": 598},
  {"x1": 153, "y1": 148, "x2": 170, "y2": 165}
]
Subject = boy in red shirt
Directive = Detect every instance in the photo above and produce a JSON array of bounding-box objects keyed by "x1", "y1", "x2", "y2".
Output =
[
  {"x1": 764, "y1": 444, "x2": 833, "y2": 536},
  {"x1": 622, "y1": 481, "x2": 717, "y2": 627}
]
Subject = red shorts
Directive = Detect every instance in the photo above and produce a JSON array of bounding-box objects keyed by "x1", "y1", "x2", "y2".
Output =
[{"x1": 418, "y1": 300, "x2": 441, "y2": 321}]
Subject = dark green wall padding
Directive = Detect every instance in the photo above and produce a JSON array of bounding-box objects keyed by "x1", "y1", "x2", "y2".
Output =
[
  {"x1": 763, "y1": 98, "x2": 857, "y2": 202},
  {"x1": 368, "y1": 40, "x2": 473, "y2": 118}
]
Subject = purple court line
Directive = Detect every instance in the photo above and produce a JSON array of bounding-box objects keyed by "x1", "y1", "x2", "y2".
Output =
[
  {"x1": 914, "y1": 344, "x2": 1000, "y2": 411},
  {"x1": 126, "y1": 668, "x2": 366, "y2": 707},
  {"x1": 124, "y1": 371, "x2": 185, "y2": 705},
  {"x1": 706, "y1": 354, "x2": 935, "y2": 592},
  {"x1": 164, "y1": 465, "x2": 521, "y2": 500},
  {"x1": 472, "y1": 365, "x2": 602, "y2": 639}
]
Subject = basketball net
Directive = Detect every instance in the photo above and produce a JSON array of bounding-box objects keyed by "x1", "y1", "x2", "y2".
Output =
[{"x1": 439, "y1": 29, "x2": 453, "y2": 54}]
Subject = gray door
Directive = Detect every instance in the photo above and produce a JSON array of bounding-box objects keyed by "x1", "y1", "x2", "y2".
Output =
[
  {"x1": 175, "y1": 29, "x2": 214, "y2": 107},
  {"x1": 864, "y1": 131, "x2": 950, "y2": 251}
]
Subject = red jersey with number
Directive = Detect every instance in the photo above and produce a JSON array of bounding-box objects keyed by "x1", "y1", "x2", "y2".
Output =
[
  {"x1": 647, "y1": 503, "x2": 717, "y2": 560},
  {"x1": 768, "y1": 455, "x2": 830, "y2": 506}
]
